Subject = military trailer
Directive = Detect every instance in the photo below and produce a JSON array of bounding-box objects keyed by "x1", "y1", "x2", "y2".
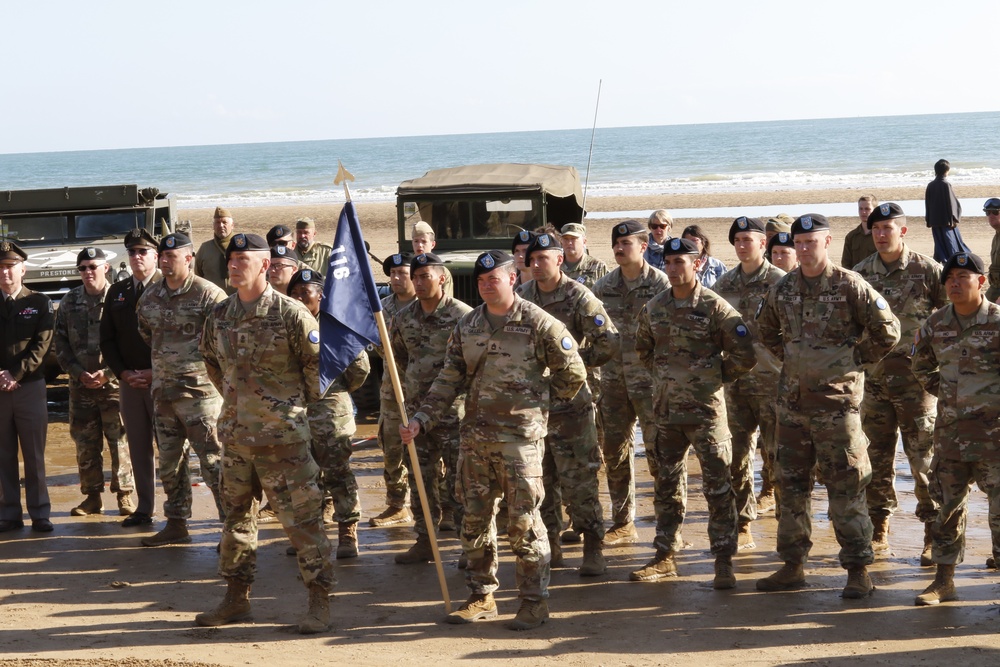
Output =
[
  {"x1": 0, "y1": 184, "x2": 180, "y2": 301},
  {"x1": 395, "y1": 163, "x2": 585, "y2": 306}
]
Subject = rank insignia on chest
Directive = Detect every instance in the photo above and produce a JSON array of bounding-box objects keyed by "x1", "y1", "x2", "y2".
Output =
[{"x1": 238, "y1": 332, "x2": 248, "y2": 345}]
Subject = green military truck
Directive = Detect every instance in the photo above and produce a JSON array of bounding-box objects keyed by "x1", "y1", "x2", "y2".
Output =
[
  {"x1": 395, "y1": 163, "x2": 585, "y2": 305},
  {"x1": 0, "y1": 184, "x2": 181, "y2": 301}
]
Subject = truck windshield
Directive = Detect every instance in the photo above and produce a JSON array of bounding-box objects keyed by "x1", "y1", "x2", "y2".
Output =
[
  {"x1": 401, "y1": 198, "x2": 540, "y2": 241},
  {"x1": 0, "y1": 216, "x2": 67, "y2": 242},
  {"x1": 77, "y1": 211, "x2": 145, "y2": 239}
]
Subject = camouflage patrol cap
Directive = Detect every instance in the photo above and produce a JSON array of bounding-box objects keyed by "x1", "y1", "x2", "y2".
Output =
[
  {"x1": 287, "y1": 267, "x2": 324, "y2": 295},
  {"x1": 213, "y1": 206, "x2": 232, "y2": 219},
  {"x1": 511, "y1": 230, "x2": 537, "y2": 252},
  {"x1": 0, "y1": 240, "x2": 28, "y2": 262},
  {"x1": 266, "y1": 224, "x2": 294, "y2": 246},
  {"x1": 124, "y1": 228, "x2": 158, "y2": 250},
  {"x1": 941, "y1": 251, "x2": 985, "y2": 284},
  {"x1": 865, "y1": 202, "x2": 905, "y2": 229},
  {"x1": 295, "y1": 217, "x2": 316, "y2": 230},
  {"x1": 524, "y1": 233, "x2": 563, "y2": 263},
  {"x1": 270, "y1": 244, "x2": 301, "y2": 262},
  {"x1": 728, "y1": 216, "x2": 766, "y2": 244},
  {"x1": 382, "y1": 252, "x2": 413, "y2": 276},
  {"x1": 225, "y1": 233, "x2": 269, "y2": 259},
  {"x1": 611, "y1": 220, "x2": 645, "y2": 244},
  {"x1": 662, "y1": 237, "x2": 700, "y2": 256},
  {"x1": 560, "y1": 223, "x2": 587, "y2": 238},
  {"x1": 157, "y1": 233, "x2": 193, "y2": 253},
  {"x1": 767, "y1": 231, "x2": 795, "y2": 253},
  {"x1": 76, "y1": 247, "x2": 108, "y2": 265},
  {"x1": 410, "y1": 252, "x2": 445, "y2": 272},
  {"x1": 790, "y1": 213, "x2": 830, "y2": 237},
  {"x1": 473, "y1": 250, "x2": 514, "y2": 279}
]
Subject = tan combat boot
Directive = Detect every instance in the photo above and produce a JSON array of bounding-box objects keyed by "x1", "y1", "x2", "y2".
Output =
[
  {"x1": 321, "y1": 498, "x2": 336, "y2": 527},
  {"x1": 713, "y1": 554, "x2": 737, "y2": 590},
  {"x1": 915, "y1": 564, "x2": 957, "y2": 606},
  {"x1": 195, "y1": 579, "x2": 252, "y2": 626},
  {"x1": 369, "y1": 506, "x2": 412, "y2": 527},
  {"x1": 71, "y1": 493, "x2": 103, "y2": 517},
  {"x1": 756, "y1": 477, "x2": 776, "y2": 514},
  {"x1": 256, "y1": 502, "x2": 278, "y2": 524},
  {"x1": 603, "y1": 521, "x2": 639, "y2": 546},
  {"x1": 842, "y1": 566, "x2": 874, "y2": 599},
  {"x1": 509, "y1": 598, "x2": 549, "y2": 631},
  {"x1": 141, "y1": 518, "x2": 191, "y2": 547},
  {"x1": 336, "y1": 521, "x2": 359, "y2": 560},
  {"x1": 549, "y1": 532, "x2": 565, "y2": 569},
  {"x1": 920, "y1": 523, "x2": 934, "y2": 567},
  {"x1": 298, "y1": 583, "x2": 331, "y2": 634},
  {"x1": 871, "y1": 517, "x2": 890, "y2": 553},
  {"x1": 438, "y1": 508, "x2": 456, "y2": 532},
  {"x1": 117, "y1": 492, "x2": 136, "y2": 516},
  {"x1": 445, "y1": 593, "x2": 497, "y2": 624},
  {"x1": 579, "y1": 533, "x2": 607, "y2": 577},
  {"x1": 394, "y1": 534, "x2": 433, "y2": 564},
  {"x1": 756, "y1": 562, "x2": 805, "y2": 591},
  {"x1": 737, "y1": 524, "x2": 755, "y2": 550},
  {"x1": 629, "y1": 552, "x2": 677, "y2": 582}
]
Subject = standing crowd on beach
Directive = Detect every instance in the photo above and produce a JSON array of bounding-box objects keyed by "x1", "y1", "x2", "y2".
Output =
[{"x1": 2, "y1": 160, "x2": 1000, "y2": 633}]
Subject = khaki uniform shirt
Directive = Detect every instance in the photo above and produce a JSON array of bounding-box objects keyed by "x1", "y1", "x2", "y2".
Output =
[
  {"x1": 194, "y1": 236, "x2": 235, "y2": 295},
  {"x1": 841, "y1": 224, "x2": 877, "y2": 269},
  {"x1": 299, "y1": 242, "x2": 334, "y2": 275}
]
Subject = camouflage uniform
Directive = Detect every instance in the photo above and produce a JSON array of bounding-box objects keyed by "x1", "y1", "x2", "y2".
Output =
[
  {"x1": 757, "y1": 263, "x2": 900, "y2": 568},
  {"x1": 309, "y1": 351, "x2": 369, "y2": 523},
  {"x1": 376, "y1": 293, "x2": 417, "y2": 510},
  {"x1": 714, "y1": 260, "x2": 785, "y2": 530},
  {"x1": 592, "y1": 262, "x2": 670, "y2": 525},
  {"x1": 636, "y1": 281, "x2": 756, "y2": 556},
  {"x1": 137, "y1": 272, "x2": 226, "y2": 520},
  {"x1": 517, "y1": 275, "x2": 618, "y2": 540},
  {"x1": 299, "y1": 242, "x2": 333, "y2": 276},
  {"x1": 987, "y1": 232, "x2": 1000, "y2": 303},
  {"x1": 912, "y1": 298, "x2": 1000, "y2": 566},
  {"x1": 53, "y1": 282, "x2": 134, "y2": 497},
  {"x1": 854, "y1": 245, "x2": 946, "y2": 524},
  {"x1": 562, "y1": 254, "x2": 608, "y2": 291},
  {"x1": 390, "y1": 295, "x2": 473, "y2": 536},
  {"x1": 201, "y1": 286, "x2": 334, "y2": 590},
  {"x1": 413, "y1": 295, "x2": 587, "y2": 601}
]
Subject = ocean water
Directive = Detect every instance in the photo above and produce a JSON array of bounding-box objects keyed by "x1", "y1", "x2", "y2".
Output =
[{"x1": 1, "y1": 111, "x2": 998, "y2": 210}]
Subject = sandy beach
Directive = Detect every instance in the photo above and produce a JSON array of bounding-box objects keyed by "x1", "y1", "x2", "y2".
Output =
[{"x1": 179, "y1": 185, "x2": 1000, "y2": 273}]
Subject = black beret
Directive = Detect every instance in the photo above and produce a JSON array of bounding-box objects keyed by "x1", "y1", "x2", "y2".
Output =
[
  {"x1": 0, "y1": 240, "x2": 28, "y2": 262},
  {"x1": 266, "y1": 224, "x2": 294, "y2": 246},
  {"x1": 790, "y1": 213, "x2": 830, "y2": 237},
  {"x1": 382, "y1": 252, "x2": 413, "y2": 276},
  {"x1": 287, "y1": 268, "x2": 324, "y2": 295},
  {"x1": 611, "y1": 220, "x2": 645, "y2": 244},
  {"x1": 524, "y1": 233, "x2": 563, "y2": 262},
  {"x1": 124, "y1": 228, "x2": 158, "y2": 250},
  {"x1": 983, "y1": 198, "x2": 1000, "y2": 211},
  {"x1": 158, "y1": 233, "x2": 193, "y2": 253},
  {"x1": 410, "y1": 252, "x2": 445, "y2": 272},
  {"x1": 76, "y1": 247, "x2": 107, "y2": 265},
  {"x1": 728, "y1": 216, "x2": 766, "y2": 245},
  {"x1": 662, "y1": 237, "x2": 700, "y2": 256},
  {"x1": 767, "y1": 231, "x2": 795, "y2": 252},
  {"x1": 511, "y1": 230, "x2": 537, "y2": 252},
  {"x1": 473, "y1": 250, "x2": 514, "y2": 279},
  {"x1": 865, "y1": 202, "x2": 905, "y2": 229},
  {"x1": 270, "y1": 245, "x2": 301, "y2": 262},
  {"x1": 941, "y1": 252, "x2": 985, "y2": 284},
  {"x1": 226, "y1": 233, "x2": 269, "y2": 258}
]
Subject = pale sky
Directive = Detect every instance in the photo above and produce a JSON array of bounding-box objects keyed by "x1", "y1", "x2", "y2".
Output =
[{"x1": 3, "y1": 0, "x2": 997, "y2": 154}]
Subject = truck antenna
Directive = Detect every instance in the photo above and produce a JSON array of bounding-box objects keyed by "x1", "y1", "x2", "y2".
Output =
[{"x1": 580, "y1": 79, "x2": 602, "y2": 222}]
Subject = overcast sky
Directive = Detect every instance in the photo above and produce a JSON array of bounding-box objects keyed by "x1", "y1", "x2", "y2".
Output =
[{"x1": 3, "y1": 0, "x2": 997, "y2": 154}]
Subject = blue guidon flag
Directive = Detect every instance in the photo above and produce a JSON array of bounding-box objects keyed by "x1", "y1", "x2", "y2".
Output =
[{"x1": 319, "y1": 201, "x2": 382, "y2": 395}]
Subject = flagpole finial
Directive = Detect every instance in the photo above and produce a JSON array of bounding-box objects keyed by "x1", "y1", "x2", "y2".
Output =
[{"x1": 335, "y1": 160, "x2": 355, "y2": 202}]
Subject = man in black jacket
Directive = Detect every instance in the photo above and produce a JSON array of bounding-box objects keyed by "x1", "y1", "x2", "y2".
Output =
[{"x1": 924, "y1": 159, "x2": 971, "y2": 262}]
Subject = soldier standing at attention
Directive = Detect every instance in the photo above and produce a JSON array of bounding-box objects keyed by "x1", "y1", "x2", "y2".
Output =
[
  {"x1": 266, "y1": 245, "x2": 301, "y2": 296},
  {"x1": 756, "y1": 214, "x2": 900, "y2": 599},
  {"x1": 517, "y1": 233, "x2": 617, "y2": 575},
  {"x1": 54, "y1": 247, "x2": 135, "y2": 518},
  {"x1": 713, "y1": 217, "x2": 786, "y2": 544},
  {"x1": 286, "y1": 268, "x2": 369, "y2": 559},
  {"x1": 390, "y1": 252, "x2": 472, "y2": 564},
  {"x1": 592, "y1": 220, "x2": 670, "y2": 545},
  {"x1": 295, "y1": 217, "x2": 333, "y2": 275},
  {"x1": 138, "y1": 233, "x2": 226, "y2": 546},
  {"x1": 411, "y1": 221, "x2": 454, "y2": 297},
  {"x1": 369, "y1": 252, "x2": 417, "y2": 527},
  {"x1": 841, "y1": 195, "x2": 879, "y2": 268},
  {"x1": 912, "y1": 252, "x2": 1000, "y2": 605},
  {"x1": 559, "y1": 223, "x2": 607, "y2": 290},
  {"x1": 982, "y1": 198, "x2": 1000, "y2": 302},
  {"x1": 197, "y1": 233, "x2": 334, "y2": 634},
  {"x1": 401, "y1": 250, "x2": 586, "y2": 630},
  {"x1": 0, "y1": 241, "x2": 54, "y2": 533},
  {"x1": 853, "y1": 203, "x2": 946, "y2": 561},
  {"x1": 266, "y1": 224, "x2": 296, "y2": 250},
  {"x1": 195, "y1": 206, "x2": 237, "y2": 294},
  {"x1": 630, "y1": 237, "x2": 755, "y2": 587},
  {"x1": 767, "y1": 232, "x2": 798, "y2": 274},
  {"x1": 511, "y1": 230, "x2": 537, "y2": 286},
  {"x1": 100, "y1": 229, "x2": 161, "y2": 527}
]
